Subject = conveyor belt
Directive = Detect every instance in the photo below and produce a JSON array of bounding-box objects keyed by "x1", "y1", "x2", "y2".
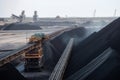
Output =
[
  {"x1": 66, "y1": 48, "x2": 113, "y2": 80},
  {"x1": 0, "y1": 43, "x2": 39, "y2": 67},
  {"x1": 0, "y1": 27, "x2": 73, "y2": 67},
  {"x1": 0, "y1": 49, "x2": 14, "y2": 52},
  {"x1": 49, "y1": 38, "x2": 74, "y2": 80}
]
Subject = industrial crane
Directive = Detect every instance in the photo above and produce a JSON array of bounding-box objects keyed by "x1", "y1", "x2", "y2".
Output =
[{"x1": 11, "y1": 10, "x2": 26, "y2": 22}]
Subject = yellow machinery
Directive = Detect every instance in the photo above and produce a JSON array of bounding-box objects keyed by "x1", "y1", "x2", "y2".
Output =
[
  {"x1": 24, "y1": 47, "x2": 43, "y2": 71},
  {"x1": 24, "y1": 33, "x2": 45, "y2": 71},
  {"x1": 29, "y1": 33, "x2": 45, "y2": 43},
  {"x1": 24, "y1": 28, "x2": 70, "y2": 71}
]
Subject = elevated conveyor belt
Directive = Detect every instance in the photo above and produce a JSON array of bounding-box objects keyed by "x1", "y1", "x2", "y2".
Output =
[
  {"x1": 49, "y1": 38, "x2": 74, "y2": 80},
  {"x1": 0, "y1": 43, "x2": 37, "y2": 67},
  {"x1": 0, "y1": 28, "x2": 73, "y2": 67}
]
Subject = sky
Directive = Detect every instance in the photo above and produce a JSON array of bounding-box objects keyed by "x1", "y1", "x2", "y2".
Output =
[{"x1": 0, "y1": 0, "x2": 120, "y2": 17}]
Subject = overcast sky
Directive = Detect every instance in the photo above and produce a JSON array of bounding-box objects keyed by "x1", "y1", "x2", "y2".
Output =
[{"x1": 0, "y1": 0, "x2": 120, "y2": 17}]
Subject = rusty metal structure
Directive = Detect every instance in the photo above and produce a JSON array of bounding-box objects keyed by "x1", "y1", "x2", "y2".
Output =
[
  {"x1": 11, "y1": 10, "x2": 26, "y2": 22},
  {"x1": 0, "y1": 28, "x2": 72, "y2": 67}
]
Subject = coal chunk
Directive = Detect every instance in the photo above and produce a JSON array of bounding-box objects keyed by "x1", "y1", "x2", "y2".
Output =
[
  {"x1": 0, "y1": 63, "x2": 27, "y2": 80},
  {"x1": 109, "y1": 30, "x2": 120, "y2": 52}
]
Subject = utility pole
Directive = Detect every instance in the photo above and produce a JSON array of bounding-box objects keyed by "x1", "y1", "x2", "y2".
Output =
[
  {"x1": 26, "y1": 30, "x2": 27, "y2": 43},
  {"x1": 65, "y1": 15, "x2": 68, "y2": 18},
  {"x1": 93, "y1": 9, "x2": 96, "y2": 17},
  {"x1": 113, "y1": 9, "x2": 117, "y2": 17}
]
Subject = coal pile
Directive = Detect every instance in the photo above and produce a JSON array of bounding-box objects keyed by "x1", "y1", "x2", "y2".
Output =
[
  {"x1": 64, "y1": 17, "x2": 120, "y2": 79},
  {"x1": 66, "y1": 48, "x2": 120, "y2": 80},
  {"x1": 1, "y1": 22, "x2": 41, "y2": 30},
  {"x1": 43, "y1": 17, "x2": 120, "y2": 80},
  {"x1": 0, "y1": 63, "x2": 27, "y2": 80},
  {"x1": 32, "y1": 21, "x2": 76, "y2": 26},
  {"x1": 0, "y1": 25, "x2": 4, "y2": 30},
  {"x1": 42, "y1": 27, "x2": 87, "y2": 71},
  {"x1": 0, "y1": 18, "x2": 120, "y2": 80},
  {"x1": 82, "y1": 50, "x2": 120, "y2": 80},
  {"x1": 109, "y1": 30, "x2": 120, "y2": 52},
  {"x1": 81, "y1": 20, "x2": 107, "y2": 27}
]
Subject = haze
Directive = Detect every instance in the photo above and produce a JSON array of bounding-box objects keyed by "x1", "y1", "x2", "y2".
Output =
[{"x1": 0, "y1": 0, "x2": 120, "y2": 17}]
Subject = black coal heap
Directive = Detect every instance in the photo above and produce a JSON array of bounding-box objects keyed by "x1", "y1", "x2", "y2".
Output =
[
  {"x1": 1, "y1": 18, "x2": 120, "y2": 80},
  {"x1": 43, "y1": 17, "x2": 120, "y2": 80}
]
